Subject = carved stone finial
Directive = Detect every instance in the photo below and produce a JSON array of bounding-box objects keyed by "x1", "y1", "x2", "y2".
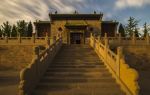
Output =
[
  {"x1": 74, "y1": 10, "x2": 78, "y2": 14},
  {"x1": 55, "y1": 11, "x2": 57, "y2": 14}
]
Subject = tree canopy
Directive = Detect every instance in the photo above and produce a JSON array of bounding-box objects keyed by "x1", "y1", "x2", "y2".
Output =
[
  {"x1": 125, "y1": 17, "x2": 139, "y2": 37},
  {"x1": 118, "y1": 23, "x2": 126, "y2": 37},
  {"x1": 0, "y1": 26, "x2": 2, "y2": 37},
  {"x1": 27, "y1": 21, "x2": 33, "y2": 37},
  {"x1": 143, "y1": 22, "x2": 150, "y2": 37},
  {"x1": 1, "y1": 21, "x2": 12, "y2": 37},
  {"x1": 11, "y1": 25, "x2": 17, "y2": 37},
  {"x1": 17, "y1": 20, "x2": 28, "y2": 37}
]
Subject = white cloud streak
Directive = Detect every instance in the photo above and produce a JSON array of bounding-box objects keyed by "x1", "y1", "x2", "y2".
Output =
[
  {"x1": 115, "y1": 0, "x2": 150, "y2": 9},
  {"x1": 0, "y1": 0, "x2": 85, "y2": 24}
]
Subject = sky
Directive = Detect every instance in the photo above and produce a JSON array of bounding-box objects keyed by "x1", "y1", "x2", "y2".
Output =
[{"x1": 0, "y1": 0, "x2": 150, "y2": 27}]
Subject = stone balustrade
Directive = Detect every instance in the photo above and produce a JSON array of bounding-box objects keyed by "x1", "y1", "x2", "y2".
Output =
[
  {"x1": 0, "y1": 34, "x2": 53, "y2": 46},
  {"x1": 18, "y1": 37, "x2": 62, "y2": 95},
  {"x1": 99, "y1": 33, "x2": 150, "y2": 46},
  {"x1": 90, "y1": 34, "x2": 139, "y2": 95}
]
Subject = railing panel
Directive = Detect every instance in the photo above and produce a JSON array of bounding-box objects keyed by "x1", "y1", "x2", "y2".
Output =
[
  {"x1": 19, "y1": 37, "x2": 62, "y2": 95},
  {"x1": 90, "y1": 35, "x2": 139, "y2": 95}
]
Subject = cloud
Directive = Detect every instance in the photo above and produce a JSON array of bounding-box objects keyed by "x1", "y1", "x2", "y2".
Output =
[
  {"x1": 0, "y1": 0, "x2": 85, "y2": 24},
  {"x1": 0, "y1": 0, "x2": 149, "y2": 26},
  {"x1": 115, "y1": 0, "x2": 150, "y2": 9}
]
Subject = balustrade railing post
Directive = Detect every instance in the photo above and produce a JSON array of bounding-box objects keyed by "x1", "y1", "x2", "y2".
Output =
[
  {"x1": 33, "y1": 46, "x2": 40, "y2": 77},
  {"x1": 117, "y1": 47, "x2": 123, "y2": 78},
  {"x1": 5, "y1": 36, "x2": 8, "y2": 43},
  {"x1": 104, "y1": 33, "x2": 107, "y2": 39},
  {"x1": 90, "y1": 33, "x2": 93, "y2": 38},
  {"x1": 53, "y1": 36, "x2": 56, "y2": 44},
  {"x1": 18, "y1": 33, "x2": 21, "y2": 43},
  {"x1": 146, "y1": 33, "x2": 150, "y2": 45},
  {"x1": 104, "y1": 37, "x2": 108, "y2": 63},
  {"x1": 132, "y1": 33, "x2": 136, "y2": 45},
  {"x1": 118, "y1": 33, "x2": 121, "y2": 44},
  {"x1": 45, "y1": 33, "x2": 50, "y2": 47},
  {"x1": 98, "y1": 35, "x2": 101, "y2": 42},
  {"x1": 32, "y1": 33, "x2": 35, "y2": 43}
]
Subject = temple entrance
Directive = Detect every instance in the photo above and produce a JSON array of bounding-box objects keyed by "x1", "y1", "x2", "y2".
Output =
[{"x1": 70, "y1": 33, "x2": 83, "y2": 44}]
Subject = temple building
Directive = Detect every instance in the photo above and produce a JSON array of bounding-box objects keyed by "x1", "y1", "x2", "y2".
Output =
[{"x1": 34, "y1": 12, "x2": 118, "y2": 44}]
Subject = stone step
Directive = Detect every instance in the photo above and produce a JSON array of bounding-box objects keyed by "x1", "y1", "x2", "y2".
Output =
[
  {"x1": 48, "y1": 65, "x2": 106, "y2": 68},
  {"x1": 46, "y1": 67, "x2": 108, "y2": 72},
  {"x1": 51, "y1": 62, "x2": 103, "y2": 65},
  {"x1": 59, "y1": 50, "x2": 94, "y2": 53},
  {"x1": 33, "y1": 45, "x2": 124, "y2": 95},
  {"x1": 44, "y1": 71, "x2": 111, "y2": 78},
  {"x1": 53, "y1": 60, "x2": 101, "y2": 62},
  {"x1": 40, "y1": 77, "x2": 116, "y2": 83},
  {"x1": 55, "y1": 56, "x2": 98, "y2": 58},
  {"x1": 36, "y1": 82, "x2": 120, "y2": 90},
  {"x1": 53, "y1": 60, "x2": 101, "y2": 63},
  {"x1": 33, "y1": 86, "x2": 125, "y2": 95},
  {"x1": 56, "y1": 55, "x2": 98, "y2": 58}
]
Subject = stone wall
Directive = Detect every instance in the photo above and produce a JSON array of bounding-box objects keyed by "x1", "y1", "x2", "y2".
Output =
[{"x1": 0, "y1": 45, "x2": 35, "y2": 70}]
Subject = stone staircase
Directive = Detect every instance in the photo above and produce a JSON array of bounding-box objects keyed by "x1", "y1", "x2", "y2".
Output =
[{"x1": 33, "y1": 45, "x2": 125, "y2": 95}]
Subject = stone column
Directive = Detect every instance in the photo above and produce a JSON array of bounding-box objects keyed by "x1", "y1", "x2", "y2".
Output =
[{"x1": 117, "y1": 47, "x2": 123, "y2": 77}]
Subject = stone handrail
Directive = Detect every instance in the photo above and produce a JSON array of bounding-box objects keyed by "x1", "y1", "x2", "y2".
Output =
[
  {"x1": 90, "y1": 35, "x2": 139, "y2": 95},
  {"x1": 0, "y1": 35, "x2": 53, "y2": 45},
  {"x1": 99, "y1": 33, "x2": 150, "y2": 46},
  {"x1": 19, "y1": 37, "x2": 62, "y2": 95}
]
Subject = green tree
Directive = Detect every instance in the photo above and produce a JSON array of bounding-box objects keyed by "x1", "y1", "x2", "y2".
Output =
[
  {"x1": 17, "y1": 20, "x2": 27, "y2": 37},
  {"x1": 143, "y1": 22, "x2": 150, "y2": 37},
  {"x1": 118, "y1": 23, "x2": 126, "y2": 37},
  {"x1": 27, "y1": 21, "x2": 33, "y2": 37},
  {"x1": 11, "y1": 25, "x2": 17, "y2": 37},
  {"x1": 134, "y1": 27, "x2": 139, "y2": 37},
  {"x1": 1, "y1": 21, "x2": 12, "y2": 37},
  {"x1": 0, "y1": 26, "x2": 2, "y2": 37},
  {"x1": 125, "y1": 17, "x2": 139, "y2": 37}
]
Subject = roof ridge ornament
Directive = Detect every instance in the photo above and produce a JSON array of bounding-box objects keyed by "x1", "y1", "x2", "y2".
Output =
[
  {"x1": 55, "y1": 11, "x2": 57, "y2": 14},
  {"x1": 74, "y1": 10, "x2": 78, "y2": 14}
]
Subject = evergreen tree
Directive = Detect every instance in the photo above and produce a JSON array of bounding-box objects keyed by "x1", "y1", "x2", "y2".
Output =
[
  {"x1": 27, "y1": 21, "x2": 33, "y2": 37},
  {"x1": 0, "y1": 26, "x2": 2, "y2": 37},
  {"x1": 11, "y1": 25, "x2": 17, "y2": 37},
  {"x1": 118, "y1": 23, "x2": 126, "y2": 37},
  {"x1": 135, "y1": 27, "x2": 139, "y2": 37},
  {"x1": 1, "y1": 21, "x2": 12, "y2": 37},
  {"x1": 125, "y1": 17, "x2": 139, "y2": 37},
  {"x1": 143, "y1": 22, "x2": 150, "y2": 37},
  {"x1": 17, "y1": 20, "x2": 27, "y2": 37}
]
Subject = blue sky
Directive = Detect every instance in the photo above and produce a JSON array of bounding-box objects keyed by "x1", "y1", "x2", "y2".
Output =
[{"x1": 0, "y1": 0, "x2": 150, "y2": 27}]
